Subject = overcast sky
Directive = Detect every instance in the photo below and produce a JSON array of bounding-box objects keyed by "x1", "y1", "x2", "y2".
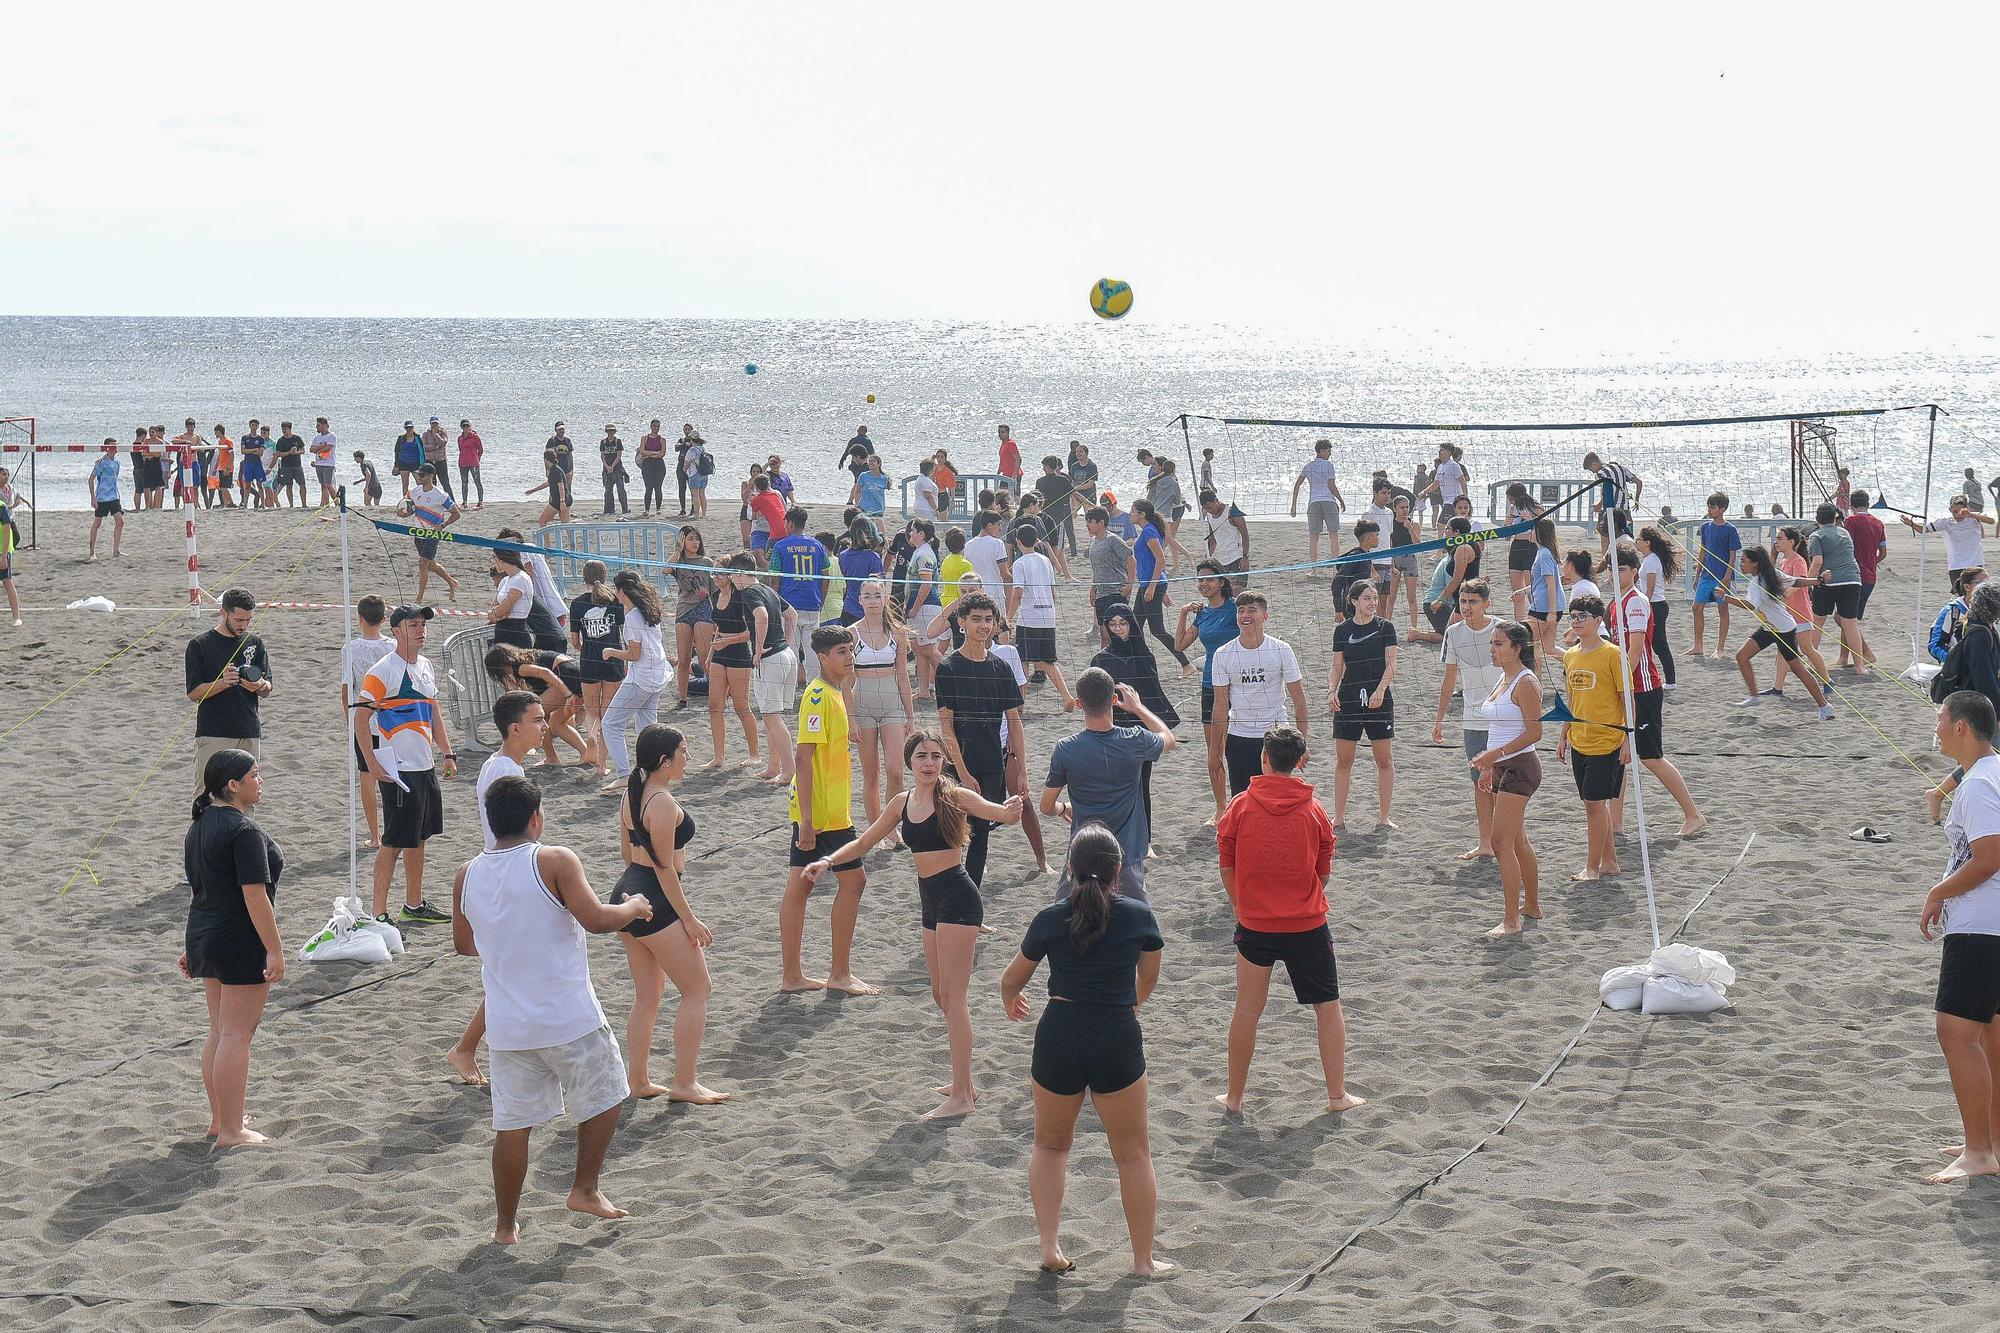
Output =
[{"x1": 5, "y1": 3, "x2": 1993, "y2": 337}]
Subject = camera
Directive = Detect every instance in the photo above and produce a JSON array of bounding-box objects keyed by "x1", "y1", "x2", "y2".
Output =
[{"x1": 237, "y1": 663, "x2": 264, "y2": 684}]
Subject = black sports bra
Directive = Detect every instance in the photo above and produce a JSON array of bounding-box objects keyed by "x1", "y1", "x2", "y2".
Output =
[
  {"x1": 630, "y1": 792, "x2": 696, "y2": 855},
  {"x1": 900, "y1": 797, "x2": 952, "y2": 854}
]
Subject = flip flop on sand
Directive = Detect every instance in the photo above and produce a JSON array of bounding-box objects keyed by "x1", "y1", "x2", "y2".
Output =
[{"x1": 1849, "y1": 826, "x2": 1893, "y2": 844}]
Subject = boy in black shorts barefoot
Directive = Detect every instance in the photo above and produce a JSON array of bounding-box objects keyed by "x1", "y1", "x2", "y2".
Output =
[{"x1": 1214, "y1": 727, "x2": 1363, "y2": 1114}]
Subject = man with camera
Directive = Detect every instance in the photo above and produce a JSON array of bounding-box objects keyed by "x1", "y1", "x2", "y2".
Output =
[{"x1": 185, "y1": 587, "x2": 274, "y2": 793}]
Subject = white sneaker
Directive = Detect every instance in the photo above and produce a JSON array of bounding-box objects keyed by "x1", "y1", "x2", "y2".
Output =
[
  {"x1": 1734, "y1": 695, "x2": 1761, "y2": 707},
  {"x1": 1817, "y1": 703, "x2": 1835, "y2": 721}
]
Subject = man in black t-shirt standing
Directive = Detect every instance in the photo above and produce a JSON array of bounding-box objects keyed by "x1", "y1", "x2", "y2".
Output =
[
  {"x1": 933, "y1": 592, "x2": 1025, "y2": 886},
  {"x1": 185, "y1": 587, "x2": 273, "y2": 792}
]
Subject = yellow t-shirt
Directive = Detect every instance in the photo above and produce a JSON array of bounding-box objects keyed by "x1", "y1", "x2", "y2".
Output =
[
  {"x1": 1563, "y1": 641, "x2": 1627, "y2": 756},
  {"x1": 939, "y1": 553, "x2": 974, "y2": 606},
  {"x1": 788, "y1": 679, "x2": 853, "y2": 831}
]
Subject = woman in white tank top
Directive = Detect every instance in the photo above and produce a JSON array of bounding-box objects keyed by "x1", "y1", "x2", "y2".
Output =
[
  {"x1": 1469, "y1": 621, "x2": 1544, "y2": 938},
  {"x1": 847, "y1": 580, "x2": 915, "y2": 836}
]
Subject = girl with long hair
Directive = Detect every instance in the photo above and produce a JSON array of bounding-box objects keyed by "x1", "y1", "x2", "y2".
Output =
[
  {"x1": 1327, "y1": 580, "x2": 1400, "y2": 829},
  {"x1": 181, "y1": 749, "x2": 283, "y2": 1147},
  {"x1": 1128, "y1": 500, "x2": 1190, "y2": 668},
  {"x1": 670, "y1": 526, "x2": 716, "y2": 711},
  {"x1": 482, "y1": 642, "x2": 594, "y2": 766},
  {"x1": 568, "y1": 559, "x2": 624, "y2": 779},
  {"x1": 848, "y1": 579, "x2": 915, "y2": 834},
  {"x1": 1152, "y1": 457, "x2": 1193, "y2": 572},
  {"x1": 1174, "y1": 560, "x2": 1238, "y2": 824},
  {"x1": 1000, "y1": 825, "x2": 1172, "y2": 1278},
  {"x1": 807, "y1": 731, "x2": 1022, "y2": 1119},
  {"x1": 1729, "y1": 546, "x2": 1830, "y2": 714},
  {"x1": 599, "y1": 570, "x2": 672, "y2": 791},
  {"x1": 1526, "y1": 517, "x2": 1567, "y2": 668},
  {"x1": 1386, "y1": 493, "x2": 1424, "y2": 631},
  {"x1": 1635, "y1": 525, "x2": 1682, "y2": 688},
  {"x1": 1094, "y1": 602, "x2": 1180, "y2": 856},
  {"x1": 1468, "y1": 621, "x2": 1544, "y2": 937},
  {"x1": 1769, "y1": 525, "x2": 1831, "y2": 692},
  {"x1": 607, "y1": 724, "x2": 728, "y2": 1104},
  {"x1": 487, "y1": 549, "x2": 537, "y2": 649},
  {"x1": 703, "y1": 554, "x2": 766, "y2": 771},
  {"x1": 837, "y1": 521, "x2": 886, "y2": 626},
  {"x1": 1504, "y1": 482, "x2": 1544, "y2": 618}
]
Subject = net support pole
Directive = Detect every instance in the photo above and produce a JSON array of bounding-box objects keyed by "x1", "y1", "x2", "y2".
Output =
[
  {"x1": 27, "y1": 422, "x2": 37, "y2": 551},
  {"x1": 1910, "y1": 404, "x2": 1939, "y2": 663},
  {"x1": 339, "y1": 488, "x2": 358, "y2": 905},
  {"x1": 185, "y1": 511, "x2": 201, "y2": 615},
  {"x1": 1614, "y1": 610, "x2": 1662, "y2": 952},
  {"x1": 1178, "y1": 414, "x2": 1197, "y2": 485}
]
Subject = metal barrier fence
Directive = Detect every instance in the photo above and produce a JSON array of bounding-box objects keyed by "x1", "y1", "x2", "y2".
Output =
[
  {"x1": 899, "y1": 472, "x2": 1011, "y2": 522},
  {"x1": 532, "y1": 520, "x2": 683, "y2": 596},
  {"x1": 1485, "y1": 478, "x2": 1598, "y2": 524},
  {"x1": 1668, "y1": 517, "x2": 1800, "y2": 596},
  {"x1": 438, "y1": 623, "x2": 500, "y2": 756}
]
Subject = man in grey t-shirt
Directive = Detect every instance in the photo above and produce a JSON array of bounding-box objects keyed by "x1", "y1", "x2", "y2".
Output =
[
  {"x1": 1041, "y1": 668, "x2": 1173, "y2": 900},
  {"x1": 1083, "y1": 507, "x2": 1135, "y2": 648}
]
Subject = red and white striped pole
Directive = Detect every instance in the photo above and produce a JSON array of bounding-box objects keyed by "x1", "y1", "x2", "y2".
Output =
[{"x1": 186, "y1": 512, "x2": 201, "y2": 612}]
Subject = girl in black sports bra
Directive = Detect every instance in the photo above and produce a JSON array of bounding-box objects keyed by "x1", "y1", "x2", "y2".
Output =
[
  {"x1": 807, "y1": 730, "x2": 1023, "y2": 1121},
  {"x1": 607, "y1": 724, "x2": 729, "y2": 1106},
  {"x1": 482, "y1": 643, "x2": 594, "y2": 768}
]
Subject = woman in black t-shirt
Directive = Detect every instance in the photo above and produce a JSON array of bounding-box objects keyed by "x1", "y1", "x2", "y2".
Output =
[
  {"x1": 1000, "y1": 826, "x2": 1171, "y2": 1279},
  {"x1": 181, "y1": 748, "x2": 283, "y2": 1147},
  {"x1": 567, "y1": 560, "x2": 625, "y2": 779},
  {"x1": 704, "y1": 559, "x2": 765, "y2": 771},
  {"x1": 1327, "y1": 580, "x2": 1400, "y2": 830}
]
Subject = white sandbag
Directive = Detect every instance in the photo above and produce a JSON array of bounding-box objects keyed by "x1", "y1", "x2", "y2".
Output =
[
  {"x1": 342, "y1": 895, "x2": 405, "y2": 955},
  {"x1": 1650, "y1": 943, "x2": 1736, "y2": 988},
  {"x1": 66, "y1": 596, "x2": 116, "y2": 613},
  {"x1": 299, "y1": 901, "x2": 392, "y2": 964},
  {"x1": 1599, "y1": 963, "x2": 1651, "y2": 1010},
  {"x1": 1640, "y1": 974, "x2": 1729, "y2": 1015}
]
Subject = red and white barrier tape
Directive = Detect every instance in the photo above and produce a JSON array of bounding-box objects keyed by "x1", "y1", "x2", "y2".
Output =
[{"x1": 0, "y1": 444, "x2": 103, "y2": 453}]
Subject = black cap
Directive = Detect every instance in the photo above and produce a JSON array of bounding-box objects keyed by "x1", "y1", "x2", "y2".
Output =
[{"x1": 389, "y1": 604, "x2": 436, "y2": 628}]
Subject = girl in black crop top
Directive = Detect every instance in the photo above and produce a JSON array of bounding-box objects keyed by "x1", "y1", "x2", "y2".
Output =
[
  {"x1": 481, "y1": 642, "x2": 595, "y2": 767},
  {"x1": 606, "y1": 722, "x2": 729, "y2": 1105},
  {"x1": 806, "y1": 730, "x2": 1024, "y2": 1120}
]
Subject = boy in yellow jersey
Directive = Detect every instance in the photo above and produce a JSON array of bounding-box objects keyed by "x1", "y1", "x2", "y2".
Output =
[
  {"x1": 1555, "y1": 595, "x2": 1631, "y2": 882},
  {"x1": 781, "y1": 625, "x2": 878, "y2": 995},
  {"x1": 939, "y1": 528, "x2": 973, "y2": 609}
]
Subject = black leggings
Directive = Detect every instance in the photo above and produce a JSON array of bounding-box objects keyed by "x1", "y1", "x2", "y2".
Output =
[
  {"x1": 1135, "y1": 585, "x2": 1189, "y2": 666},
  {"x1": 639, "y1": 457, "x2": 667, "y2": 513},
  {"x1": 1650, "y1": 599, "x2": 1675, "y2": 686}
]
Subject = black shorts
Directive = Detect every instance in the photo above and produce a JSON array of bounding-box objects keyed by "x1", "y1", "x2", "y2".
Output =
[
  {"x1": 579, "y1": 655, "x2": 626, "y2": 685},
  {"x1": 1425, "y1": 601, "x2": 1453, "y2": 635},
  {"x1": 380, "y1": 767, "x2": 443, "y2": 848},
  {"x1": 94, "y1": 499, "x2": 123, "y2": 518},
  {"x1": 1234, "y1": 923, "x2": 1340, "y2": 1004},
  {"x1": 611, "y1": 862, "x2": 682, "y2": 938},
  {"x1": 1331, "y1": 712, "x2": 1393, "y2": 743},
  {"x1": 1224, "y1": 731, "x2": 1265, "y2": 797},
  {"x1": 1809, "y1": 583, "x2": 1862, "y2": 620},
  {"x1": 414, "y1": 537, "x2": 440, "y2": 561},
  {"x1": 142, "y1": 457, "x2": 165, "y2": 489},
  {"x1": 919, "y1": 866, "x2": 984, "y2": 929},
  {"x1": 1507, "y1": 540, "x2": 1538, "y2": 573},
  {"x1": 1015, "y1": 625, "x2": 1057, "y2": 664},
  {"x1": 1936, "y1": 933, "x2": 2000, "y2": 1023},
  {"x1": 1632, "y1": 687, "x2": 1664, "y2": 761},
  {"x1": 1200, "y1": 684, "x2": 1216, "y2": 724},
  {"x1": 1032, "y1": 1000, "x2": 1145, "y2": 1097},
  {"x1": 1749, "y1": 626, "x2": 1803, "y2": 660},
  {"x1": 492, "y1": 620, "x2": 533, "y2": 649},
  {"x1": 1570, "y1": 748, "x2": 1624, "y2": 802},
  {"x1": 791, "y1": 823, "x2": 858, "y2": 869},
  {"x1": 276, "y1": 459, "x2": 306, "y2": 484},
  {"x1": 1527, "y1": 609, "x2": 1553, "y2": 623}
]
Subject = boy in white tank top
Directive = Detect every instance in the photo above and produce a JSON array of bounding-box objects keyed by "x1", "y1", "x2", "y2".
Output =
[{"x1": 453, "y1": 774, "x2": 651, "y2": 1245}]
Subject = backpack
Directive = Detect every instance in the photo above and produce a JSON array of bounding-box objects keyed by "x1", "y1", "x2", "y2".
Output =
[{"x1": 696, "y1": 448, "x2": 714, "y2": 476}]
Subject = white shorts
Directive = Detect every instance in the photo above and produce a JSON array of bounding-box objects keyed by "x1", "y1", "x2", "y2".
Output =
[
  {"x1": 752, "y1": 647, "x2": 797, "y2": 715},
  {"x1": 910, "y1": 603, "x2": 945, "y2": 645},
  {"x1": 489, "y1": 1023, "x2": 627, "y2": 1132}
]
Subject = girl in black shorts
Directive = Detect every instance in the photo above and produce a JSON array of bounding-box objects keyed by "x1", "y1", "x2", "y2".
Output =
[
  {"x1": 1175, "y1": 561, "x2": 1239, "y2": 827},
  {"x1": 1504, "y1": 483, "x2": 1544, "y2": 617},
  {"x1": 808, "y1": 731, "x2": 1023, "y2": 1121},
  {"x1": 181, "y1": 748, "x2": 283, "y2": 1147},
  {"x1": 606, "y1": 724, "x2": 728, "y2": 1104},
  {"x1": 1000, "y1": 826, "x2": 1174, "y2": 1278},
  {"x1": 482, "y1": 643, "x2": 594, "y2": 766},
  {"x1": 567, "y1": 560, "x2": 625, "y2": 779},
  {"x1": 1327, "y1": 580, "x2": 1399, "y2": 830}
]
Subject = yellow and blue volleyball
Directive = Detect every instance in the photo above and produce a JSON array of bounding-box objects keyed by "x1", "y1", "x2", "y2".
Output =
[{"x1": 1089, "y1": 278, "x2": 1133, "y2": 321}]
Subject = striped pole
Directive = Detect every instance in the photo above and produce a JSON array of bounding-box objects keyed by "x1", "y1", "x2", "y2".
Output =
[{"x1": 186, "y1": 513, "x2": 201, "y2": 612}]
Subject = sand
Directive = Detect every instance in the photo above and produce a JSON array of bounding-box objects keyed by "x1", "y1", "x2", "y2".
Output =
[{"x1": 2, "y1": 499, "x2": 1998, "y2": 1331}]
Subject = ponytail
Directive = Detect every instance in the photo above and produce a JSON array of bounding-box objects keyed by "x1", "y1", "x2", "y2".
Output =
[
  {"x1": 582, "y1": 559, "x2": 614, "y2": 605},
  {"x1": 1064, "y1": 824, "x2": 1124, "y2": 955},
  {"x1": 193, "y1": 747, "x2": 257, "y2": 821},
  {"x1": 625, "y1": 724, "x2": 685, "y2": 852}
]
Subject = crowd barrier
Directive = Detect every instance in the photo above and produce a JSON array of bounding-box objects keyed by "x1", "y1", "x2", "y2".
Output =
[
  {"x1": 532, "y1": 521, "x2": 683, "y2": 597},
  {"x1": 1484, "y1": 477, "x2": 1598, "y2": 525},
  {"x1": 438, "y1": 623, "x2": 500, "y2": 756},
  {"x1": 898, "y1": 472, "x2": 1010, "y2": 522}
]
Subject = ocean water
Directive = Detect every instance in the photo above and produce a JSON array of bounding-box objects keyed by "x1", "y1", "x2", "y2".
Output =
[{"x1": 4, "y1": 316, "x2": 1998, "y2": 518}]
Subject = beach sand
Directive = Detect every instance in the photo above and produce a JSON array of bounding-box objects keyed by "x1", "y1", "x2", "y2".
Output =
[{"x1": 2, "y1": 501, "x2": 1998, "y2": 1330}]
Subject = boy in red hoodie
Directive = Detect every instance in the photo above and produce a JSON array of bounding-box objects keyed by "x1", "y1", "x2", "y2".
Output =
[{"x1": 1215, "y1": 726, "x2": 1363, "y2": 1115}]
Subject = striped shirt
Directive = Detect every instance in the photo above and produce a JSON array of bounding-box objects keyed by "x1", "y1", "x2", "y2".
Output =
[
  {"x1": 1599, "y1": 461, "x2": 1638, "y2": 512},
  {"x1": 360, "y1": 652, "x2": 440, "y2": 771},
  {"x1": 1610, "y1": 587, "x2": 1664, "y2": 693},
  {"x1": 410, "y1": 485, "x2": 456, "y2": 529}
]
